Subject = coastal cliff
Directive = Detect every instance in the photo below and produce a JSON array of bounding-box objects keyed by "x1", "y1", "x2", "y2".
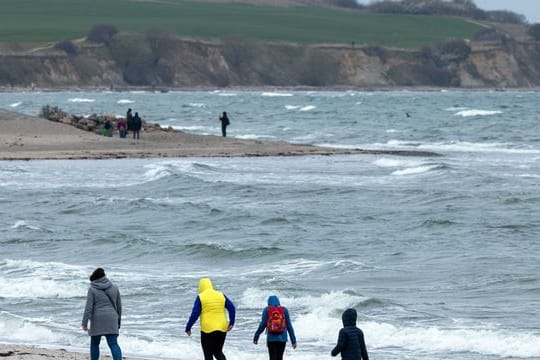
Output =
[{"x1": 1, "y1": 34, "x2": 539, "y2": 90}]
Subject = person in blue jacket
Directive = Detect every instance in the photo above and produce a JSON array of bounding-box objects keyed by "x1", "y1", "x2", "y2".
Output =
[
  {"x1": 253, "y1": 295, "x2": 297, "y2": 360},
  {"x1": 331, "y1": 308, "x2": 369, "y2": 360}
]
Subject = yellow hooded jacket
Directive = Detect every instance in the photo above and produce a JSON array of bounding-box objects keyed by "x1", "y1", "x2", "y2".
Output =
[{"x1": 198, "y1": 278, "x2": 229, "y2": 333}]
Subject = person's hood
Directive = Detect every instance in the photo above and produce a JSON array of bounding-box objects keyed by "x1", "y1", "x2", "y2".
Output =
[
  {"x1": 342, "y1": 308, "x2": 357, "y2": 327},
  {"x1": 199, "y1": 277, "x2": 214, "y2": 293},
  {"x1": 267, "y1": 295, "x2": 281, "y2": 306},
  {"x1": 90, "y1": 276, "x2": 112, "y2": 291}
]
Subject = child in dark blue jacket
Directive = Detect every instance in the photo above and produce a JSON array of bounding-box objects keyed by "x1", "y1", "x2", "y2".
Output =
[
  {"x1": 253, "y1": 295, "x2": 297, "y2": 360},
  {"x1": 331, "y1": 308, "x2": 369, "y2": 360}
]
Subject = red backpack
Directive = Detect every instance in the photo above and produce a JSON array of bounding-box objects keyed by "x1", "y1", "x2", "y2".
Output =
[{"x1": 266, "y1": 306, "x2": 287, "y2": 334}]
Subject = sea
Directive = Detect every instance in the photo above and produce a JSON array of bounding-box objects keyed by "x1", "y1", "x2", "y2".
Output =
[{"x1": 0, "y1": 89, "x2": 539, "y2": 360}]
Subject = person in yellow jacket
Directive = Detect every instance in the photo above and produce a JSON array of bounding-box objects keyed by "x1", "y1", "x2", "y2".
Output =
[{"x1": 185, "y1": 278, "x2": 236, "y2": 360}]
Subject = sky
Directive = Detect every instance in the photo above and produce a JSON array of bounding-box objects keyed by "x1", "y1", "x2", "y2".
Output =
[
  {"x1": 474, "y1": 0, "x2": 540, "y2": 23},
  {"x1": 357, "y1": 0, "x2": 540, "y2": 24}
]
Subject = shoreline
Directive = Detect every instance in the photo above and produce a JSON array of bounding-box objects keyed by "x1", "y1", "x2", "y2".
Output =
[
  {"x1": 0, "y1": 344, "x2": 87, "y2": 360},
  {"x1": 0, "y1": 343, "x2": 144, "y2": 360},
  {"x1": 0, "y1": 108, "x2": 439, "y2": 161},
  {"x1": 2, "y1": 85, "x2": 540, "y2": 93}
]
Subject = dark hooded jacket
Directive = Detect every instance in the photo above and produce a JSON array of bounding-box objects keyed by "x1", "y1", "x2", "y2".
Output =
[
  {"x1": 331, "y1": 308, "x2": 369, "y2": 360},
  {"x1": 253, "y1": 295, "x2": 297, "y2": 345}
]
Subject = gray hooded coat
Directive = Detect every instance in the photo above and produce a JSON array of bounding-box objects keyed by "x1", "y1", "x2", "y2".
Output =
[{"x1": 82, "y1": 276, "x2": 122, "y2": 336}]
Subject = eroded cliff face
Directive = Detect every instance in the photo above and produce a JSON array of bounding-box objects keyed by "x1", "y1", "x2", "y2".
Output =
[{"x1": 1, "y1": 38, "x2": 539, "y2": 89}]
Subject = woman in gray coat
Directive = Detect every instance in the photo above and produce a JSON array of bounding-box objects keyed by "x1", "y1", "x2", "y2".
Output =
[{"x1": 82, "y1": 268, "x2": 122, "y2": 360}]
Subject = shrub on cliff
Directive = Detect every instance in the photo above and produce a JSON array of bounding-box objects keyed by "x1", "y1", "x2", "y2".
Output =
[
  {"x1": 87, "y1": 24, "x2": 118, "y2": 45},
  {"x1": 329, "y1": 0, "x2": 363, "y2": 9},
  {"x1": 529, "y1": 24, "x2": 540, "y2": 41},
  {"x1": 54, "y1": 40, "x2": 78, "y2": 56}
]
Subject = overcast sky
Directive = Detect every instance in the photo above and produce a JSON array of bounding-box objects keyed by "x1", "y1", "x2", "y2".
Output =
[
  {"x1": 474, "y1": 0, "x2": 540, "y2": 23},
  {"x1": 358, "y1": 1, "x2": 540, "y2": 24}
]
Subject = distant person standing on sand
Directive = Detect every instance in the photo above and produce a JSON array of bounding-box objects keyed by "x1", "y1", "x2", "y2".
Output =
[
  {"x1": 117, "y1": 117, "x2": 127, "y2": 138},
  {"x1": 253, "y1": 295, "x2": 297, "y2": 360},
  {"x1": 219, "y1": 112, "x2": 230, "y2": 137},
  {"x1": 185, "y1": 277, "x2": 236, "y2": 360},
  {"x1": 132, "y1": 112, "x2": 142, "y2": 139},
  {"x1": 82, "y1": 268, "x2": 122, "y2": 360},
  {"x1": 126, "y1": 108, "x2": 134, "y2": 136}
]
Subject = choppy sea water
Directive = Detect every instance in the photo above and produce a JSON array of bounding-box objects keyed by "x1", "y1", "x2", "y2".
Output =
[{"x1": 0, "y1": 90, "x2": 539, "y2": 359}]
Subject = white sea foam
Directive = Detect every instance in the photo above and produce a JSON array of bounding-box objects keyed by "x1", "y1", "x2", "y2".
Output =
[
  {"x1": 300, "y1": 105, "x2": 316, "y2": 111},
  {"x1": 392, "y1": 164, "x2": 441, "y2": 176},
  {"x1": 0, "y1": 259, "x2": 87, "y2": 298},
  {"x1": 235, "y1": 134, "x2": 276, "y2": 140},
  {"x1": 454, "y1": 109, "x2": 502, "y2": 117},
  {"x1": 143, "y1": 163, "x2": 175, "y2": 182},
  {"x1": 9, "y1": 102, "x2": 22, "y2": 107},
  {"x1": 285, "y1": 105, "x2": 300, "y2": 110},
  {"x1": 117, "y1": 99, "x2": 134, "y2": 104},
  {"x1": 166, "y1": 125, "x2": 212, "y2": 132},
  {"x1": 382, "y1": 140, "x2": 540, "y2": 154},
  {"x1": 68, "y1": 98, "x2": 95, "y2": 103},
  {"x1": 373, "y1": 158, "x2": 423, "y2": 168},
  {"x1": 0, "y1": 313, "x2": 59, "y2": 343},
  {"x1": 0, "y1": 277, "x2": 84, "y2": 298},
  {"x1": 188, "y1": 103, "x2": 205, "y2": 107},
  {"x1": 261, "y1": 92, "x2": 293, "y2": 97},
  {"x1": 10, "y1": 220, "x2": 40, "y2": 230},
  {"x1": 363, "y1": 321, "x2": 540, "y2": 358}
]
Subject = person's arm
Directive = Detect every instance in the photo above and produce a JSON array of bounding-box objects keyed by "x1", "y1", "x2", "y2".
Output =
[
  {"x1": 185, "y1": 297, "x2": 201, "y2": 335},
  {"x1": 285, "y1": 308, "x2": 297, "y2": 348},
  {"x1": 253, "y1": 307, "x2": 268, "y2": 344},
  {"x1": 358, "y1": 329, "x2": 369, "y2": 360},
  {"x1": 224, "y1": 295, "x2": 235, "y2": 329},
  {"x1": 82, "y1": 288, "x2": 94, "y2": 331},
  {"x1": 116, "y1": 289, "x2": 122, "y2": 328},
  {"x1": 331, "y1": 329, "x2": 346, "y2": 357}
]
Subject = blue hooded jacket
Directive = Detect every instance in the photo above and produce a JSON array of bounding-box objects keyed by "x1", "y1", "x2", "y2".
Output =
[
  {"x1": 331, "y1": 308, "x2": 369, "y2": 360},
  {"x1": 253, "y1": 295, "x2": 297, "y2": 345}
]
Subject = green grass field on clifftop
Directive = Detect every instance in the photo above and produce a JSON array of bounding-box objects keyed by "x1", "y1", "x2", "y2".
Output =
[{"x1": 0, "y1": 0, "x2": 485, "y2": 48}]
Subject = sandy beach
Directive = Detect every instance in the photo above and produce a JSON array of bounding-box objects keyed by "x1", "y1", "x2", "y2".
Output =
[
  {"x1": 0, "y1": 344, "x2": 110, "y2": 360},
  {"x1": 0, "y1": 108, "x2": 438, "y2": 160}
]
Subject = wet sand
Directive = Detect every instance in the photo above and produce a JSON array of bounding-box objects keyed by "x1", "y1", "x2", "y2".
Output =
[{"x1": 0, "y1": 108, "x2": 439, "y2": 160}]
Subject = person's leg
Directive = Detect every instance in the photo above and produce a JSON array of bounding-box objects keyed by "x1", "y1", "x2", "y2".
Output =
[
  {"x1": 268, "y1": 342, "x2": 286, "y2": 360},
  {"x1": 90, "y1": 336, "x2": 101, "y2": 360},
  {"x1": 105, "y1": 334, "x2": 122, "y2": 360},
  {"x1": 275, "y1": 342, "x2": 286, "y2": 360},
  {"x1": 221, "y1": 124, "x2": 226, "y2": 137},
  {"x1": 211, "y1": 331, "x2": 227, "y2": 360},
  {"x1": 200, "y1": 332, "x2": 214, "y2": 360}
]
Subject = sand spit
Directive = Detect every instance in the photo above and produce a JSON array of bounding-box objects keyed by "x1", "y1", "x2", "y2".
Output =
[{"x1": 0, "y1": 108, "x2": 439, "y2": 160}]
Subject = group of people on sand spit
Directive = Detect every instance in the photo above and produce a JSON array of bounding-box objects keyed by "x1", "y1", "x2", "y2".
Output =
[
  {"x1": 101, "y1": 108, "x2": 142, "y2": 139},
  {"x1": 101, "y1": 109, "x2": 230, "y2": 139},
  {"x1": 83, "y1": 268, "x2": 369, "y2": 360}
]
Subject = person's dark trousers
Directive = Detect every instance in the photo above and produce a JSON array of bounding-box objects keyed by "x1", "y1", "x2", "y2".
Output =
[
  {"x1": 133, "y1": 130, "x2": 140, "y2": 139},
  {"x1": 90, "y1": 334, "x2": 122, "y2": 360},
  {"x1": 221, "y1": 124, "x2": 227, "y2": 137},
  {"x1": 267, "y1": 341, "x2": 286, "y2": 360},
  {"x1": 200, "y1": 331, "x2": 227, "y2": 360}
]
